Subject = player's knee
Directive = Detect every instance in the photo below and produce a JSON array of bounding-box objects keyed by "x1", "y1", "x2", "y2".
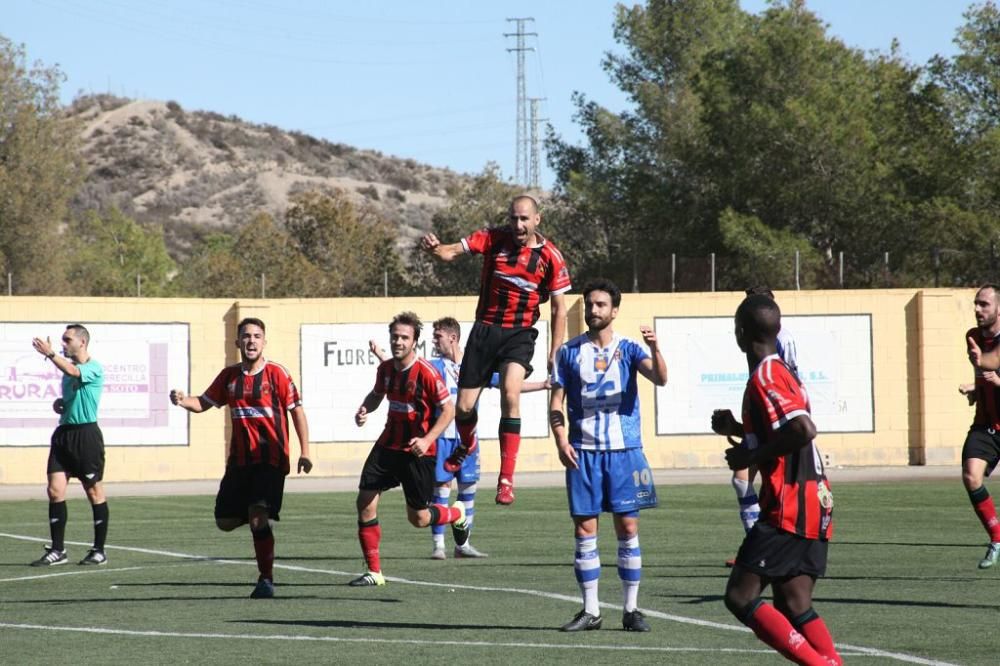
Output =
[
  {"x1": 725, "y1": 595, "x2": 762, "y2": 624},
  {"x1": 962, "y1": 469, "x2": 984, "y2": 491},
  {"x1": 216, "y1": 517, "x2": 243, "y2": 532},
  {"x1": 407, "y1": 508, "x2": 428, "y2": 528}
]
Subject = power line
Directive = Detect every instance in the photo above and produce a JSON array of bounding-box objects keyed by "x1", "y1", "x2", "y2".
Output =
[{"x1": 505, "y1": 17, "x2": 536, "y2": 186}]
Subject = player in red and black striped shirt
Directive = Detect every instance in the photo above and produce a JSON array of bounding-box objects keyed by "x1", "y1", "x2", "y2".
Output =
[
  {"x1": 170, "y1": 317, "x2": 312, "y2": 600},
  {"x1": 421, "y1": 195, "x2": 571, "y2": 505},
  {"x1": 348, "y1": 312, "x2": 469, "y2": 587},
  {"x1": 959, "y1": 285, "x2": 1000, "y2": 569},
  {"x1": 712, "y1": 295, "x2": 840, "y2": 666}
]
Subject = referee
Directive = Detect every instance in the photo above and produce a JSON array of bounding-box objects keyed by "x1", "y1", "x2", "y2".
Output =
[{"x1": 30, "y1": 324, "x2": 109, "y2": 567}]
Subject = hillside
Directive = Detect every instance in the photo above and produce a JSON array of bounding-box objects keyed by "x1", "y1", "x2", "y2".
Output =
[{"x1": 67, "y1": 95, "x2": 465, "y2": 257}]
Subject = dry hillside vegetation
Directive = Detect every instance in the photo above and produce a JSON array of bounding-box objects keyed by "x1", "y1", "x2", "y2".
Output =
[{"x1": 68, "y1": 95, "x2": 466, "y2": 258}]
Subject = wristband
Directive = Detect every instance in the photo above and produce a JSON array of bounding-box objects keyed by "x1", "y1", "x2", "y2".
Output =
[
  {"x1": 549, "y1": 410, "x2": 566, "y2": 429},
  {"x1": 47, "y1": 352, "x2": 56, "y2": 359}
]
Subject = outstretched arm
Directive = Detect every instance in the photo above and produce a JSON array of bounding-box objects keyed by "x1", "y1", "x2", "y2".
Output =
[
  {"x1": 169, "y1": 389, "x2": 211, "y2": 413},
  {"x1": 32, "y1": 336, "x2": 81, "y2": 378},
  {"x1": 420, "y1": 233, "x2": 466, "y2": 262}
]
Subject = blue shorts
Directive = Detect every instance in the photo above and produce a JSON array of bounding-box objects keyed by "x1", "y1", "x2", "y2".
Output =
[
  {"x1": 566, "y1": 448, "x2": 658, "y2": 516},
  {"x1": 435, "y1": 437, "x2": 481, "y2": 484}
]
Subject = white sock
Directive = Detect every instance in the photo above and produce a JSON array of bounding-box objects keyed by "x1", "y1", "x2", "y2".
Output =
[
  {"x1": 618, "y1": 535, "x2": 641, "y2": 612},
  {"x1": 575, "y1": 536, "x2": 600, "y2": 616}
]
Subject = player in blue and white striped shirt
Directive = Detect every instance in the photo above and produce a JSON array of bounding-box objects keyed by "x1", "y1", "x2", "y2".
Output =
[{"x1": 550, "y1": 278, "x2": 667, "y2": 633}]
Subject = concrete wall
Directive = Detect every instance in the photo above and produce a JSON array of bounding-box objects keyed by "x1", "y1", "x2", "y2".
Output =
[{"x1": 0, "y1": 289, "x2": 977, "y2": 485}]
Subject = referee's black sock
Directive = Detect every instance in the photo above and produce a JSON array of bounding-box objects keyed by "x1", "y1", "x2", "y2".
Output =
[
  {"x1": 49, "y1": 501, "x2": 67, "y2": 552},
  {"x1": 91, "y1": 502, "x2": 109, "y2": 551}
]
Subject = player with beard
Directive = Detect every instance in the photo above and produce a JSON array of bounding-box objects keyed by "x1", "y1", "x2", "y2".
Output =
[
  {"x1": 958, "y1": 284, "x2": 1000, "y2": 568},
  {"x1": 349, "y1": 312, "x2": 469, "y2": 586},
  {"x1": 421, "y1": 195, "x2": 571, "y2": 506},
  {"x1": 549, "y1": 278, "x2": 667, "y2": 632},
  {"x1": 170, "y1": 317, "x2": 312, "y2": 599}
]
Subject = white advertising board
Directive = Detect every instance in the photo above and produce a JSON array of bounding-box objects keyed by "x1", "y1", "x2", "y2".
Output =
[
  {"x1": 654, "y1": 315, "x2": 873, "y2": 435},
  {"x1": 301, "y1": 322, "x2": 551, "y2": 443},
  {"x1": 0, "y1": 322, "x2": 190, "y2": 446}
]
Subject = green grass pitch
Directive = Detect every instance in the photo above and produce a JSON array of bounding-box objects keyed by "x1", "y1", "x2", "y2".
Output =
[{"x1": 0, "y1": 480, "x2": 991, "y2": 664}]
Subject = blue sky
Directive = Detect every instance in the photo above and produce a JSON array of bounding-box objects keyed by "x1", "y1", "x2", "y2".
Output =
[{"x1": 5, "y1": 1, "x2": 973, "y2": 188}]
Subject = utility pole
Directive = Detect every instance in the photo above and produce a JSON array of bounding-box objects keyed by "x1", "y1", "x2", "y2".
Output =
[
  {"x1": 505, "y1": 17, "x2": 535, "y2": 185},
  {"x1": 529, "y1": 97, "x2": 548, "y2": 189}
]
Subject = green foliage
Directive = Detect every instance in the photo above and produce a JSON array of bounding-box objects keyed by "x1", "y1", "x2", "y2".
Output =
[
  {"x1": 548, "y1": 0, "x2": 1000, "y2": 290},
  {"x1": 285, "y1": 190, "x2": 405, "y2": 297},
  {"x1": 66, "y1": 208, "x2": 176, "y2": 296},
  {"x1": 408, "y1": 164, "x2": 521, "y2": 295},
  {"x1": 0, "y1": 36, "x2": 82, "y2": 294}
]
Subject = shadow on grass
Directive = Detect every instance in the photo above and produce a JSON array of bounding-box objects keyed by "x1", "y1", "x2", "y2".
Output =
[
  {"x1": 236, "y1": 618, "x2": 551, "y2": 631},
  {"x1": 653, "y1": 592, "x2": 1000, "y2": 611}
]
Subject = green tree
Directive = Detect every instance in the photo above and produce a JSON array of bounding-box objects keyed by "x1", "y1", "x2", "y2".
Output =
[
  {"x1": 284, "y1": 190, "x2": 405, "y2": 297},
  {"x1": 66, "y1": 208, "x2": 176, "y2": 296},
  {"x1": 175, "y1": 213, "x2": 324, "y2": 298},
  {"x1": 0, "y1": 36, "x2": 82, "y2": 294}
]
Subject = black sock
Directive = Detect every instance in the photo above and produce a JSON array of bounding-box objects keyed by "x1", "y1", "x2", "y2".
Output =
[
  {"x1": 91, "y1": 502, "x2": 109, "y2": 550},
  {"x1": 49, "y1": 501, "x2": 67, "y2": 551}
]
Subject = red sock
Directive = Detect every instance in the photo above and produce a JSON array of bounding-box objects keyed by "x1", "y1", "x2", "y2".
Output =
[
  {"x1": 251, "y1": 529, "x2": 274, "y2": 581},
  {"x1": 796, "y1": 615, "x2": 842, "y2": 665},
  {"x1": 431, "y1": 504, "x2": 461, "y2": 525},
  {"x1": 358, "y1": 520, "x2": 382, "y2": 573},
  {"x1": 457, "y1": 416, "x2": 478, "y2": 452},
  {"x1": 970, "y1": 487, "x2": 1000, "y2": 541},
  {"x1": 499, "y1": 418, "x2": 521, "y2": 481},
  {"x1": 747, "y1": 603, "x2": 829, "y2": 665}
]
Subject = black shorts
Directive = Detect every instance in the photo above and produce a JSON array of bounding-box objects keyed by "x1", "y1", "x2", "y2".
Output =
[
  {"x1": 735, "y1": 521, "x2": 828, "y2": 579},
  {"x1": 458, "y1": 322, "x2": 537, "y2": 389},
  {"x1": 47, "y1": 423, "x2": 105, "y2": 485},
  {"x1": 358, "y1": 445, "x2": 436, "y2": 510},
  {"x1": 962, "y1": 427, "x2": 1000, "y2": 476},
  {"x1": 214, "y1": 464, "x2": 286, "y2": 521}
]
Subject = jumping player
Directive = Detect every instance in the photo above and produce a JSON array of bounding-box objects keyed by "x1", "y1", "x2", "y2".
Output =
[
  {"x1": 712, "y1": 294, "x2": 840, "y2": 665},
  {"x1": 420, "y1": 194, "x2": 571, "y2": 505}
]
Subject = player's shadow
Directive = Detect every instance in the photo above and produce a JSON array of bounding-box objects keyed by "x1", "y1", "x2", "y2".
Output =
[
  {"x1": 835, "y1": 540, "x2": 977, "y2": 549},
  {"x1": 652, "y1": 592, "x2": 1000, "y2": 612},
  {"x1": 237, "y1": 618, "x2": 549, "y2": 631}
]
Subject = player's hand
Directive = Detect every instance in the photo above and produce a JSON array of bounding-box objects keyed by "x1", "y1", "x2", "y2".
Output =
[
  {"x1": 32, "y1": 336, "x2": 55, "y2": 358},
  {"x1": 725, "y1": 444, "x2": 753, "y2": 471},
  {"x1": 52, "y1": 398, "x2": 64, "y2": 414},
  {"x1": 406, "y1": 436, "x2": 431, "y2": 456},
  {"x1": 420, "y1": 233, "x2": 440, "y2": 252},
  {"x1": 556, "y1": 441, "x2": 578, "y2": 470},
  {"x1": 639, "y1": 324, "x2": 657, "y2": 348},
  {"x1": 368, "y1": 339, "x2": 387, "y2": 362},
  {"x1": 297, "y1": 456, "x2": 313, "y2": 474},
  {"x1": 984, "y1": 371, "x2": 1000, "y2": 387},
  {"x1": 711, "y1": 409, "x2": 740, "y2": 436},
  {"x1": 355, "y1": 406, "x2": 368, "y2": 427},
  {"x1": 969, "y1": 336, "x2": 990, "y2": 369},
  {"x1": 169, "y1": 389, "x2": 185, "y2": 405},
  {"x1": 959, "y1": 383, "x2": 975, "y2": 395}
]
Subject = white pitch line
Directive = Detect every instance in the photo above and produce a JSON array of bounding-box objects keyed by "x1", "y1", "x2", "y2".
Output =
[
  {"x1": 0, "y1": 565, "x2": 149, "y2": 583},
  {"x1": 0, "y1": 532, "x2": 958, "y2": 665}
]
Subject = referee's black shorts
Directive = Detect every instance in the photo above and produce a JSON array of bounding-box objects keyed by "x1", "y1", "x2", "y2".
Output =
[
  {"x1": 457, "y1": 322, "x2": 537, "y2": 389},
  {"x1": 47, "y1": 422, "x2": 105, "y2": 485}
]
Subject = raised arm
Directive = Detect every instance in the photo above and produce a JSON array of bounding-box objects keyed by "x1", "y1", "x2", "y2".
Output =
[
  {"x1": 637, "y1": 324, "x2": 667, "y2": 386},
  {"x1": 32, "y1": 336, "x2": 80, "y2": 378},
  {"x1": 420, "y1": 233, "x2": 466, "y2": 262}
]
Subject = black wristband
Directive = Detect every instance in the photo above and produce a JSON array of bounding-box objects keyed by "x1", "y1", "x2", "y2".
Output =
[
  {"x1": 549, "y1": 410, "x2": 566, "y2": 429},
  {"x1": 47, "y1": 352, "x2": 56, "y2": 359}
]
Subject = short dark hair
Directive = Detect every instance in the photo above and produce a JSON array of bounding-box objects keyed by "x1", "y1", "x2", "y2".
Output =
[
  {"x1": 433, "y1": 317, "x2": 461, "y2": 338},
  {"x1": 744, "y1": 285, "x2": 775, "y2": 299},
  {"x1": 65, "y1": 324, "x2": 90, "y2": 345},
  {"x1": 583, "y1": 278, "x2": 622, "y2": 308},
  {"x1": 736, "y1": 294, "x2": 781, "y2": 342},
  {"x1": 390, "y1": 311, "x2": 422, "y2": 341},
  {"x1": 977, "y1": 284, "x2": 1000, "y2": 298},
  {"x1": 237, "y1": 317, "x2": 266, "y2": 336}
]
